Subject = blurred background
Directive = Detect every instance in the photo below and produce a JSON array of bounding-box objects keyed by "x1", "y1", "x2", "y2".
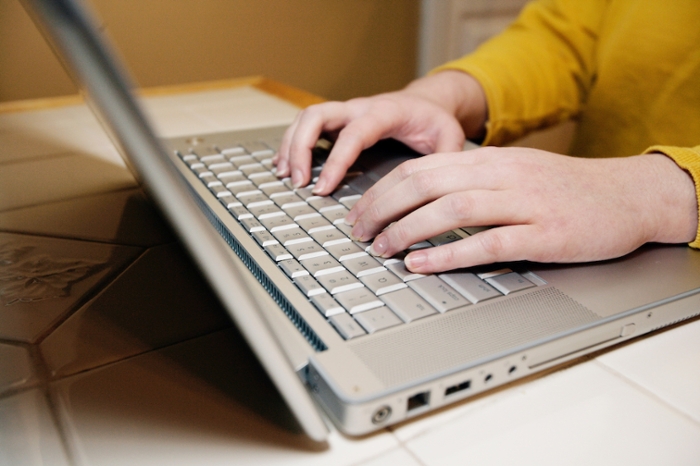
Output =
[{"x1": 1, "y1": 0, "x2": 420, "y2": 103}]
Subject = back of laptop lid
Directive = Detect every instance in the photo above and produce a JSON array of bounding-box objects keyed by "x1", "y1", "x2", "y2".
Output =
[{"x1": 20, "y1": 0, "x2": 328, "y2": 441}]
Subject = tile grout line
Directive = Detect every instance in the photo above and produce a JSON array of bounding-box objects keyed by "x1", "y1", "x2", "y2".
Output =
[
  {"x1": 29, "y1": 344, "x2": 78, "y2": 466},
  {"x1": 593, "y1": 359, "x2": 700, "y2": 427}
]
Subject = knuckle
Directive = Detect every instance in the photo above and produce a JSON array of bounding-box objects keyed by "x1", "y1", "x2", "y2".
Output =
[
  {"x1": 410, "y1": 170, "x2": 439, "y2": 197},
  {"x1": 476, "y1": 231, "x2": 506, "y2": 261},
  {"x1": 444, "y1": 192, "x2": 476, "y2": 222},
  {"x1": 389, "y1": 220, "x2": 413, "y2": 246},
  {"x1": 396, "y1": 159, "x2": 421, "y2": 181}
]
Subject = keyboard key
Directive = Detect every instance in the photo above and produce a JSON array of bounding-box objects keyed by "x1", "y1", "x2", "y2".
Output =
[
  {"x1": 240, "y1": 217, "x2": 265, "y2": 233},
  {"x1": 199, "y1": 154, "x2": 226, "y2": 165},
  {"x1": 293, "y1": 274, "x2": 326, "y2": 297},
  {"x1": 386, "y1": 260, "x2": 425, "y2": 282},
  {"x1": 229, "y1": 155, "x2": 256, "y2": 167},
  {"x1": 300, "y1": 256, "x2": 344, "y2": 277},
  {"x1": 228, "y1": 204, "x2": 252, "y2": 220},
  {"x1": 272, "y1": 226, "x2": 311, "y2": 246},
  {"x1": 380, "y1": 288, "x2": 438, "y2": 323},
  {"x1": 209, "y1": 185, "x2": 233, "y2": 199},
  {"x1": 221, "y1": 146, "x2": 245, "y2": 157},
  {"x1": 438, "y1": 271, "x2": 502, "y2": 304},
  {"x1": 317, "y1": 270, "x2": 363, "y2": 294},
  {"x1": 283, "y1": 203, "x2": 318, "y2": 220},
  {"x1": 341, "y1": 255, "x2": 385, "y2": 277},
  {"x1": 321, "y1": 206, "x2": 350, "y2": 224},
  {"x1": 326, "y1": 242, "x2": 367, "y2": 262},
  {"x1": 237, "y1": 191, "x2": 270, "y2": 207},
  {"x1": 261, "y1": 214, "x2": 297, "y2": 232},
  {"x1": 261, "y1": 184, "x2": 291, "y2": 197},
  {"x1": 251, "y1": 229, "x2": 278, "y2": 247},
  {"x1": 408, "y1": 276, "x2": 470, "y2": 313},
  {"x1": 278, "y1": 258, "x2": 308, "y2": 278},
  {"x1": 484, "y1": 272, "x2": 535, "y2": 295},
  {"x1": 310, "y1": 228, "x2": 350, "y2": 247},
  {"x1": 217, "y1": 171, "x2": 246, "y2": 184},
  {"x1": 335, "y1": 287, "x2": 384, "y2": 314},
  {"x1": 360, "y1": 270, "x2": 407, "y2": 296},
  {"x1": 311, "y1": 294, "x2": 345, "y2": 317},
  {"x1": 264, "y1": 243, "x2": 293, "y2": 262},
  {"x1": 308, "y1": 197, "x2": 341, "y2": 211},
  {"x1": 297, "y1": 216, "x2": 334, "y2": 233},
  {"x1": 248, "y1": 204, "x2": 283, "y2": 219},
  {"x1": 354, "y1": 307, "x2": 402, "y2": 334},
  {"x1": 427, "y1": 229, "x2": 466, "y2": 246},
  {"x1": 328, "y1": 312, "x2": 367, "y2": 340},
  {"x1": 287, "y1": 241, "x2": 328, "y2": 261}
]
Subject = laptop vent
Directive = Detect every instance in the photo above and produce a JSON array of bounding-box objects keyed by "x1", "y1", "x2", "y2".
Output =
[
  {"x1": 348, "y1": 287, "x2": 597, "y2": 387},
  {"x1": 188, "y1": 187, "x2": 327, "y2": 352}
]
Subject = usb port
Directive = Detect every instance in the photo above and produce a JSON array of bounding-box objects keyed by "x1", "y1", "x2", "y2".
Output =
[{"x1": 445, "y1": 380, "x2": 471, "y2": 396}]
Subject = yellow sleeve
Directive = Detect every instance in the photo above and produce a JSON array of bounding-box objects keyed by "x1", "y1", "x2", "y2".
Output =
[
  {"x1": 645, "y1": 145, "x2": 700, "y2": 248},
  {"x1": 432, "y1": 0, "x2": 607, "y2": 146}
]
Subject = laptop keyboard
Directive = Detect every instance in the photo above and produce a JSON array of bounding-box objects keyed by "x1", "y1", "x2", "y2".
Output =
[{"x1": 177, "y1": 138, "x2": 538, "y2": 340}]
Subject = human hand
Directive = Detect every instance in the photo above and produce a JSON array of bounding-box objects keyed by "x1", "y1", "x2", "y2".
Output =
[
  {"x1": 274, "y1": 71, "x2": 487, "y2": 195},
  {"x1": 345, "y1": 147, "x2": 698, "y2": 273}
]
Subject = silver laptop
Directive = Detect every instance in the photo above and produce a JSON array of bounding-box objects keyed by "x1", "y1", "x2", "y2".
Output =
[{"x1": 23, "y1": 0, "x2": 700, "y2": 442}]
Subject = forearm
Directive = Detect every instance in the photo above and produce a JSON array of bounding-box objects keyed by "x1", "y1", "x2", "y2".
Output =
[{"x1": 403, "y1": 71, "x2": 488, "y2": 141}]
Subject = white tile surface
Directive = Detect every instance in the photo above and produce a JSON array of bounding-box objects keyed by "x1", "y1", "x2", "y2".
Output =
[
  {"x1": 355, "y1": 447, "x2": 423, "y2": 466},
  {"x1": 0, "y1": 152, "x2": 136, "y2": 212},
  {"x1": 0, "y1": 232, "x2": 142, "y2": 342},
  {"x1": 52, "y1": 329, "x2": 399, "y2": 466},
  {"x1": 0, "y1": 390, "x2": 71, "y2": 466},
  {"x1": 597, "y1": 318, "x2": 700, "y2": 423},
  {"x1": 141, "y1": 87, "x2": 299, "y2": 137},
  {"x1": 397, "y1": 361, "x2": 700, "y2": 466},
  {"x1": 0, "y1": 343, "x2": 35, "y2": 394}
]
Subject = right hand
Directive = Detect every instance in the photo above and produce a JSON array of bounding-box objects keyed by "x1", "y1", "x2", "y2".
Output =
[{"x1": 274, "y1": 71, "x2": 487, "y2": 195}]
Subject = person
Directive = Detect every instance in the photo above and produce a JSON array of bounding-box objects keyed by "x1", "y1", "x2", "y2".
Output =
[{"x1": 273, "y1": 0, "x2": 700, "y2": 274}]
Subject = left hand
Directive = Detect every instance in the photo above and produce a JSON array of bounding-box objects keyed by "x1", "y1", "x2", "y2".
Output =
[{"x1": 344, "y1": 147, "x2": 698, "y2": 273}]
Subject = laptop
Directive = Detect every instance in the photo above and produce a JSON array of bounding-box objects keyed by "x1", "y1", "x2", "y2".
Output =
[{"x1": 22, "y1": 0, "x2": 700, "y2": 442}]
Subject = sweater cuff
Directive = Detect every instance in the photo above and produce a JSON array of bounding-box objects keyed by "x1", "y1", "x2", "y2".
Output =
[{"x1": 645, "y1": 145, "x2": 700, "y2": 248}]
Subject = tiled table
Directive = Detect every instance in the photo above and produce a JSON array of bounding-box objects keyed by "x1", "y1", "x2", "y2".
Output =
[{"x1": 1, "y1": 78, "x2": 699, "y2": 466}]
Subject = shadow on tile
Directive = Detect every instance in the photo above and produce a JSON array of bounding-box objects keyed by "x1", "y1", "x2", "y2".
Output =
[
  {"x1": 0, "y1": 232, "x2": 142, "y2": 343},
  {"x1": 0, "y1": 188, "x2": 175, "y2": 247},
  {"x1": 41, "y1": 243, "x2": 233, "y2": 378},
  {"x1": 53, "y1": 328, "x2": 328, "y2": 458}
]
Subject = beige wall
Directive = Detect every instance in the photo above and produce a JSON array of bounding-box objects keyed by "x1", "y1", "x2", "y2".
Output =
[{"x1": 0, "y1": 0, "x2": 419, "y2": 103}]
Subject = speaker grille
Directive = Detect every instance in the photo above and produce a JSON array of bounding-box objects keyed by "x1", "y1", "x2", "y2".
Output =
[{"x1": 348, "y1": 288, "x2": 598, "y2": 386}]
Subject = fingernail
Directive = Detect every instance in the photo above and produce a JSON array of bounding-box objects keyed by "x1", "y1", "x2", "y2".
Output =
[
  {"x1": 350, "y1": 223, "x2": 364, "y2": 241},
  {"x1": 369, "y1": 235, "x2": 387, "y2": 257},
  {"x1": 312, "y1": 178, "x2": 327, "y2": 194},
  {"x1": 277, "y1": 161, "x2": 288, "y2": 177},
  {"x1": 405, "y1": 251, "x2": 426, "y2": 270},
  {"x1": 292, "y1": 168, "x2": 304, "y2": 188},
  {"x1": 345, "y1": 209, "x2": 358, "y2": 226}
]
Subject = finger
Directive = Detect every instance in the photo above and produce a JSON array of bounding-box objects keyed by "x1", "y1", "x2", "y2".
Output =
[
  {"x1": 346, "y1": 151, "x2": 472, "y2": 226},
  {"x1": 352, "y1": 163, "x2": 508, "y2": 242},
  {"x1": 313, "y1": 114, "x2": 400, "y2": 195},
  {"x1": 275, "y1": 116, "x2": 302, "y2": 177},
  {"x1": 286, "y1": 102, "x2": 358, "y2": 187},
  {"x1": 368, "y1": 189, "x2": 526, "y2": 258},
  {"x1": 403, "y1": 224, "x2": 545, "y2": 273}
]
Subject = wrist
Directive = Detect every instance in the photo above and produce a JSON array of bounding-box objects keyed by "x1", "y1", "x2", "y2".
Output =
[
  {"x1": 404, "y1": 70, "x2": 488, "y2": 140},
  {"x1": 634, "y1": 153, "x2": 698, "y2": 245}
]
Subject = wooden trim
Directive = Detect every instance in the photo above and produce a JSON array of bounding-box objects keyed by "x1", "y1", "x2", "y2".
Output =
[
  {"x1": 0, "y1": 94, "x2": 85, "y2": 114},
  {"x1": 135, "y1": 76, "x2": 263, "y2": 98},
  {"x1": 0, "y1": 76, "x2": 325, "y2": 114},
  {"x1": 252, "y1": 77, "x2": 326, "y2": 108}
]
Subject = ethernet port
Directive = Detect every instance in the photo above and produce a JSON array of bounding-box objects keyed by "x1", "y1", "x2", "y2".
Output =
[{"x1": 407, "y1": 391, "x2": 430, "y2": 412}]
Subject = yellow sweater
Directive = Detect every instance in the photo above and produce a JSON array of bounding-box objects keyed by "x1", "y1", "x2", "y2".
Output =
[{"x1": 434, "y1": 0, "x2": 700, "y2": 247}]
